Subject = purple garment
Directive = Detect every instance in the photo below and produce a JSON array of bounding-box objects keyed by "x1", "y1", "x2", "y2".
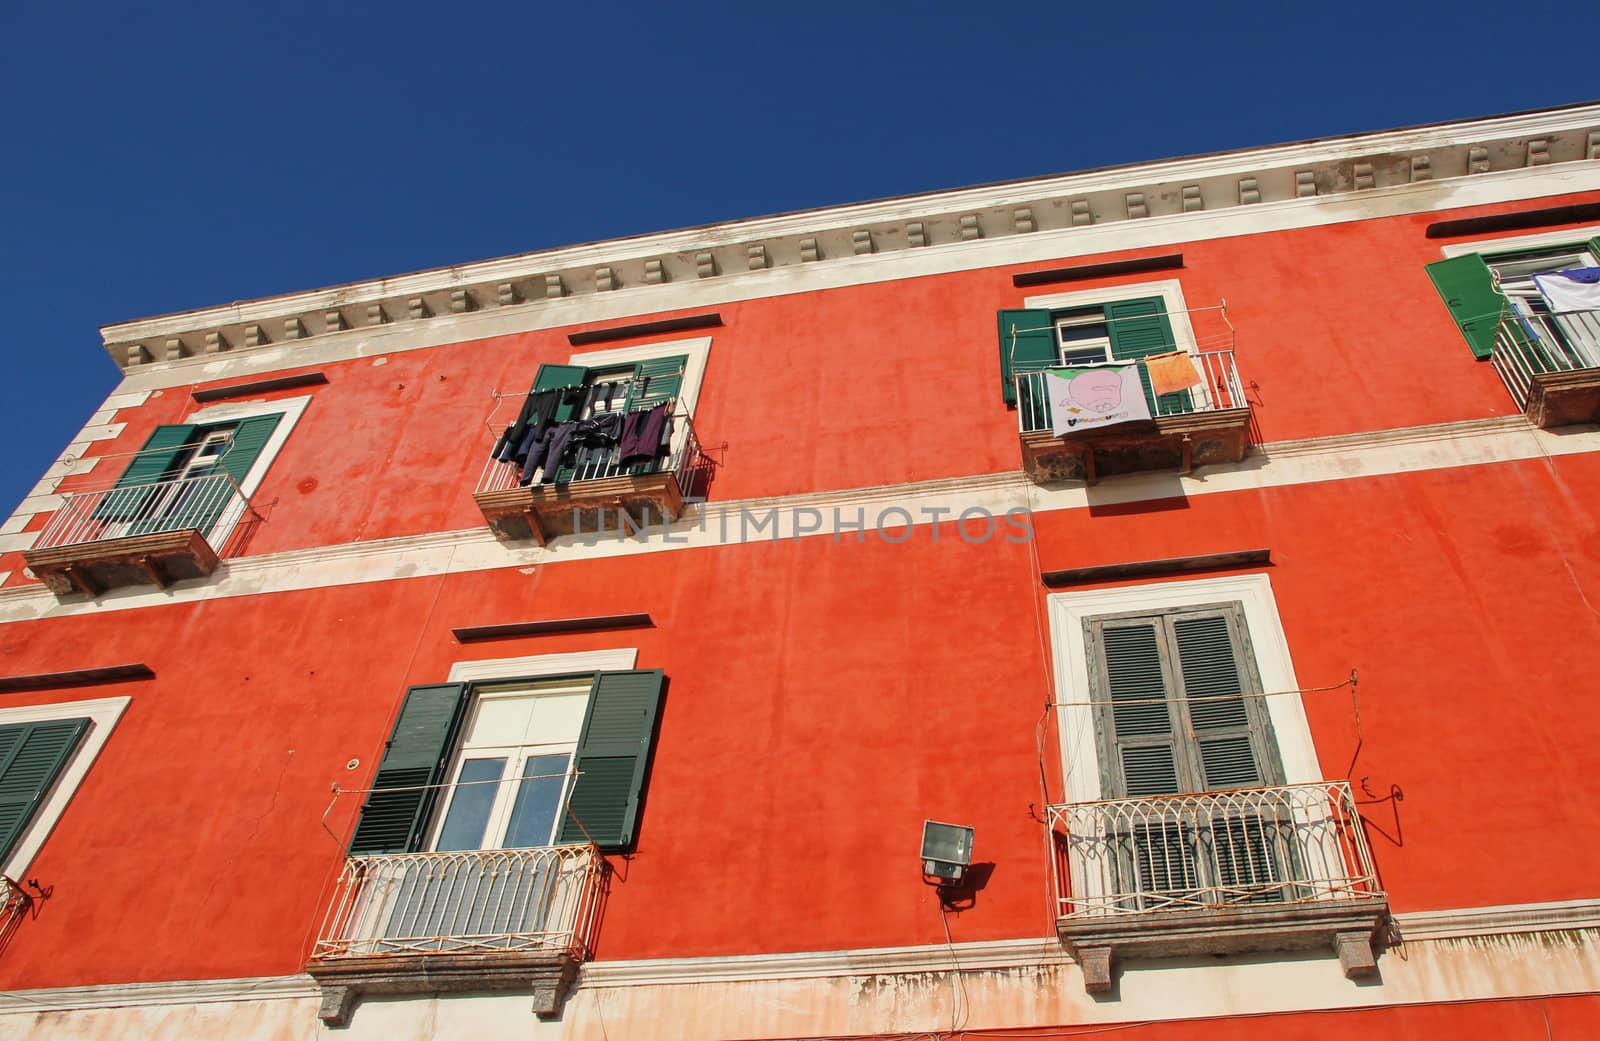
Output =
[{"x1": 618, "y1": 404, "x2": 671, "y2": 466}]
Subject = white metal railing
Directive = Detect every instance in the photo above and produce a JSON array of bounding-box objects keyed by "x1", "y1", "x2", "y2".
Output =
[
  {"x1": 1048, "y1": 781, "x2": 1380, "y2": 918},
  {"x1": 312, "y1": 845, "x2": 606, "y2": 961},
  {"x1": 1491, "y1": 308, "x2": 1600, "y2": 411},
  {"x1": 1015, "y1": 350, "x2": 1248, "y2": 434},
  {"x1": 476, "y1": 395, "x2": 707, "y2": 498},
  {"x1": 32, "y1": 471, "x2": 254, "y2": 551}
]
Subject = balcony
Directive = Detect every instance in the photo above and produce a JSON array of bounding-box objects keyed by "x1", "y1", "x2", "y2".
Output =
[
  {"x1": 21, "y1": 472, "x2": 258, "y2": 597},
  {"x1": 1014, "y1": 350, "x2": 1253, "y2": 484},
  {"x1": 473, "y1": 402, "x2": 710, "y2": 544},
  {"x1": 307, "y1": 844, "x2": 606, "y2": 1026},
  {"x1": 1048, "y1": 781, "x2": 1388, "y2": 993},
  {"x1": 1491, "y1": 308, "x2": 1600, "y2": 427}
]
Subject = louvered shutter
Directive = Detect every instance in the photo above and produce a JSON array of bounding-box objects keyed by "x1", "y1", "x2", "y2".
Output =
[
  {"x1": 177, "y1": 414, "x2": 283, "y2": 537},
  {"x1": 92, "y1": 424, "x2": 198, "y2": 522},
  {"x1": 533, "y1": 364, "x2": 590, "y2": 424},
  {"x1": 1104, "y1": 297, "x2": 1191, "y2": 415},
  {"x1": 1170, "y1": 611, "x2": 1280, "y2": 790},
  {"x1": 628, "y1": 355, "x2": 687, "y2": 411},
  {"x1": 1426, "y1": 255, "x2": 1505, "y2": 360},
  {"x1": 557, "y1": 670, "x2": 664, "y2": 849},
  {"x1": 0, "y1": 718, "x2": 90, "y2": 862},
  {"x1": 349, "y1": 684, "x2": 469, "y2": 854},
  {"x1": 1093, "y1": 621, "x2": 1184, "y2": 797},
  {"x1": 997, "y1": 309, "x2": 1056, "y2": 406}
]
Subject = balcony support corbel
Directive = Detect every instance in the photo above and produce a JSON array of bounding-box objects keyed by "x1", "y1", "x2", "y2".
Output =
[
  {"x1": 1336, "y1": 929, "x2": 1379, "y2": 978},
  {"x1": 1076, "y1": 945, "x2": 1113, "y2": 994}
]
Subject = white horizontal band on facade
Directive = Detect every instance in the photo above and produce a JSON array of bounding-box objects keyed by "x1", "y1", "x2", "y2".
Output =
[
  {"x1": 1, "y1": 413, "x2": 1595, "y2": 622},
  {"x1": 1, "y1": 898, "x2": 1597, "y2": 1020}
]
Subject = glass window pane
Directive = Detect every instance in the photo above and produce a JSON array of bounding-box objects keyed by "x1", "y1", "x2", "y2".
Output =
[
  {"x1": 503, "y1": 754, "x2": 571, "y2": 848},
  {"x1": 435, "y1": 757, "x2": 506, "y2": 851}
]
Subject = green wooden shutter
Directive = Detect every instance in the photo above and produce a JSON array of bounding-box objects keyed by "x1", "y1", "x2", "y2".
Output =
[
  {"x1": 628, "y1": 354, "x2": 688, "y2": 410},
  {"x1": 997, "y1": 309, "x2": 1056, "y2": 406},
  {"x1": 1105, "y1": 297, "x2": 1190, "y2": 415},
  {"x1": 1426, "y1": 255, "x2": 1505, "y2": 360},
  {"x1": 177, "y1": 414, "x2": 283, "y2": 537},
  {"x1": 533, "y1": 364, "x2": 590, "y2": 423},
  {"x1": 349, "y1": 684, "x2": 469, "y2": 854},
  {"x1": 1092, "y1": 621, "x2": 1184, "y2": 798},
  {"x1": 92, "y1": 424, "x2": 197, "y2": 522},
  {"x1": 1170, "y1": 612, "x2": 1280, "y2": 790},
  {"x1": 0, "y1": 718, "x2": 90, "y2": 862},
  {"x1": 557, "y1": 670, "x2": 665, "y2": 849}
]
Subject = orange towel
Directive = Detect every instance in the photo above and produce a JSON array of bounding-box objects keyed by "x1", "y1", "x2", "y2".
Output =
[{"x1": 1144, "y1": 351, "x2": 1202, "y2": 396}]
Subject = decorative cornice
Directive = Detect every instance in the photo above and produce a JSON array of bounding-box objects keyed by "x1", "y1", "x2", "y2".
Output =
[{"x1": 99, "y1": 105, "x2": 1600, "y2": 371}]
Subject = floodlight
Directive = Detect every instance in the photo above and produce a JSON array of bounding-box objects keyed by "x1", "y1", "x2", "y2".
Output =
[{"x1": 921, "y1": 820, "x2": 974, "y2": 883}]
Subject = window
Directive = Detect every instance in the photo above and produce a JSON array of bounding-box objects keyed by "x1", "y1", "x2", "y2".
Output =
[
  {"x1": 490, "y1": 354, "x2": 689, "y2": 487},
  {"x1": 91, "y1": 395, "x2": 307, "y2": 547},
  {"x1": 349, "y1": 669, "x2": 665, "y2": 855},
  {"x1": 1427, "y1": 229, "x2": 1600, "y2": 362},
  {"x1": 997, "y1": 282, "x2": 1199, "y2": 415},
  {"x1": 0, "y1": 697, "x2": 129, "y2": 880}
]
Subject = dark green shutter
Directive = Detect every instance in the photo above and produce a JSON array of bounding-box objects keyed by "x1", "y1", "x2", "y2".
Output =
[
  {"x1": 628, "y1": 355, "x2": 688, "y2": 410},
  {"x1": 997, "y1": 309, "x2": 1055, "y2": 406},
  {"x1": 92, "y1": 424, "x2": 197, "y2": 522},
  {"x1": 349, "y1": 684, "x2": 469, "y2": 854},
  {"x1": 1105, "y1": 297, "x2": 1190, "y2": 415},
  {"x1": 179, "y1": 414, "x2": 283, "y2": 537},
  {"x1": 557, "y1": 670, "x2": 664, "y2": 849},
  {"x1": 0, "y1": 718, "x2": 91, "y2": 862},
  {"x1": 1426, "y1": 255, "x2": 1505, "y2": 360},
  {"x1": 533, "y1": 364, "x2": 590, "y2": 423},
  {"x1": 1094, "y1": 622, "x2": 1183, "y2": 797}
]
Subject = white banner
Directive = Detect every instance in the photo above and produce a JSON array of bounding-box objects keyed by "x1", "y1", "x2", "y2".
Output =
[
  {"x1": 1534, "y1": 269, "x2": 1600, "y2": 314},
  {"x1": 1045, "y1": 364, "x2": 1151, "y2": 437}
]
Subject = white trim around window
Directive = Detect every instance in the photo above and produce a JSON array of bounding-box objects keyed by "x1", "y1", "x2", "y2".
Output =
[
  {"x1": 1023, "y1": 279, "x2": 1201, "y2": 358},
  {"x1": 0, "y1": 696, "x2": 131, "y2": 879},
  {"x1": 1047, "y1": 573, "x2": 1321, "y2": 805},
  {"x1": 447, "y1": 649, "x2": 638, "y2": 685},
  {"x1": 183, "y1": 394, "x2": 311, "y2": 550},
  {"x1": 1438, "y1": 224, "x2": 1600, "y2": 259}
]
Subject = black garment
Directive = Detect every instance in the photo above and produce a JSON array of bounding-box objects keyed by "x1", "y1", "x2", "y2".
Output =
[
  {"x1": 534, "y1": 422, "x2": 580, "y2": 485},
  {"x1": 574, "y1": 411, "x2": 623, "y2": 447},
  {"x1": 618, "y1": 403, "x2": 672, "y2": 466}
]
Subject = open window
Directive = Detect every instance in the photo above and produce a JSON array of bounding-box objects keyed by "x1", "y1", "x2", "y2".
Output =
[
  {"x1": 1427, "y1": 231, "x2": 1600, "y2": 426},
  {"x1": 23, "y1": 397, "x2": 304, "y2": 597},
  {"x1": 996, "y1": 282, "x2": 1253, "y2": 484},
  {"x1": 308, "y1": 668, "x2": 665, "y2": 1025},
  {"x1": 473, "y1": 344, "x2": 712, "y2": 543}
]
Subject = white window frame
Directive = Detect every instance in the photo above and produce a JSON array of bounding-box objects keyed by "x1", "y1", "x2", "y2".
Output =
[
  {"x1": 569, "y1": 336, "x2": 711, "y2": 465},
  {"x1": 1024, "y1": 279, "x2": 1202, "y2": 365},
  {"x1": 0, "y1": 696, "x2": 130, "y2": 879},
  {"x1": 1047, "y1": 573, "x2": 1321, "y2": 806},
  {"x1": 1438, "y1": 224, "x2": 1600, "y2": 260},
  {"x1": 429, "y1": 677, "x2": 592, "y2": 852},
  {"x1": 180, "y1": 394, "x2": 311, "y2": 550}
]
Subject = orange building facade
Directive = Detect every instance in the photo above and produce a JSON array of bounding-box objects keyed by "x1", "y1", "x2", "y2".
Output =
[{"x1": 2, "y1": 104, "x2": 1600, "y2": 1039}]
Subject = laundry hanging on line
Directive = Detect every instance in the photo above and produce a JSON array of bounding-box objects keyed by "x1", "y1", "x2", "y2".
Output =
[
  {"x1": 1142, "y1": 351, "x2": 1204, "y2": 397},
  {"x1": 1533, "y1": 267, "x2": 1600, "y2": 314}
]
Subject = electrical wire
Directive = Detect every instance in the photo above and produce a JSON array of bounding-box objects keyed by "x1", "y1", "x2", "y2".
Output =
[{"x1": 1049, "y1": 672, "x2": 1356, "y2": 711}]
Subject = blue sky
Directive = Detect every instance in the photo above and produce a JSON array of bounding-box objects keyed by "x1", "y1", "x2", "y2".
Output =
[{"x1": 2, "y1": 2, "x2": 1597, "y2": 516}]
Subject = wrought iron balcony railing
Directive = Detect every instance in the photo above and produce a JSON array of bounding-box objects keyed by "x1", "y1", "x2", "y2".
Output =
[
  {"x1": 33, "y1": 471, "x2": 254, "y2": 552},
  {"x1": 1492, "y1": 307, "x2": 1600, "y2": 413},
  {"x1": 1048, "y1": 781, "x2": 1381, "y2": 919},
  {"x1": 475, "y1": 399, "x2": 707, "y2": 498},
  {"x1": 311, "y1": 845, "x2": 606, "y2": 961},
  {"x1": 1014, "y1": 350, "x2": 1249, "y2": 435}
]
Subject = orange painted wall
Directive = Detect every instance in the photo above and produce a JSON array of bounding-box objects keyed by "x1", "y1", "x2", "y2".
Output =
[
  {"x1": 4, "y1": 447, "x2": 1600, "y2": 988},
  {"x1": 6, "y1": 189, "x2": 1600, "y2": 585}
]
